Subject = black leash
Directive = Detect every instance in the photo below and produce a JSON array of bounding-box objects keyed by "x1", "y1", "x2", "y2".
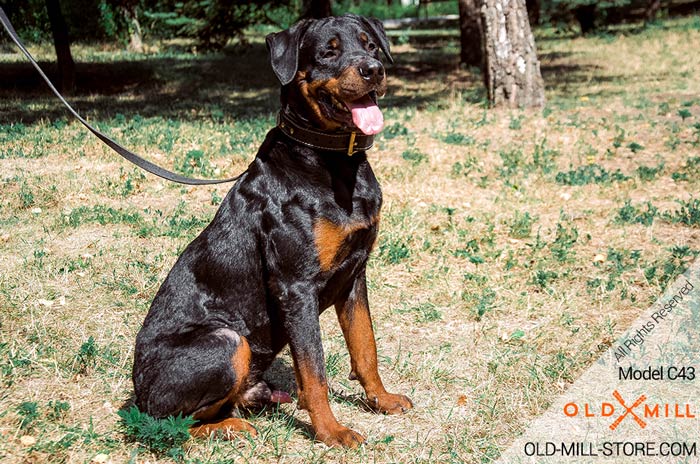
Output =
[{"x1": 0, "y1": 7, "x2": 240, "y2": 185}]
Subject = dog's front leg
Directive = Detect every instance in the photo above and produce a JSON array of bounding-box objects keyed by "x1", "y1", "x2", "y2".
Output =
[
  {"x1": 335, "y1": 269, "x2": 413, "y2": 414},
  {"x1": 282, "y1": 291, "x2": 365, "y2": 448}
]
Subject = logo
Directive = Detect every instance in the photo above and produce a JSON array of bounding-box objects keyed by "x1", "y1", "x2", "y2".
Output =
[
  {"x1": 564, "y1": 391, "x2": 695, "y2": 430},
  {"x1": 609, "y1": 390, "x2": 646, "y2": 430}
]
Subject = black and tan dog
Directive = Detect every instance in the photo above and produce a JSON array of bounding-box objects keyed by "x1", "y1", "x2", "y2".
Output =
[{"x1": 132, "y1": 14, "x2": 412, "y2": 448}]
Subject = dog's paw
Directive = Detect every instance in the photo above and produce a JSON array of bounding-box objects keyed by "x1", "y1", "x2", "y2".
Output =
[
  {"x1": 191, "y1": 418, "x2": 257, "y2": 440},
  {"x1": 317, "y1": 425, "x2": 365, "y2": 448},
  {"x1": 367, "y1": 392, "x2": 413, "y2": 415}
]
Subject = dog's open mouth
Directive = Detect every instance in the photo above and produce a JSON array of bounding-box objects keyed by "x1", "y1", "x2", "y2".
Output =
[{"x1": 318, "y1": 90, "x2": 384, "y2": 135}]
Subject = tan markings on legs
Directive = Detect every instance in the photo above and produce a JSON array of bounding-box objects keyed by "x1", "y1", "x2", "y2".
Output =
[
  {"x1": 337, "y1": 299, "x2": 381, "y2": 389},
  {"x1": 190, "y1": 336, "x2": 255, "y2": 438},
  {"x1": 296, "y1": 358, "x2": 364, "y2": 448},
  {"x1": 231, "y1": 334, "x2": 252, "y2": 388},
  {"x1": 336, "y1": 293, "x2": 413, "y2": 414},
  {"x1": 190, "y1": 417, "x2": 257, "y2": 439}
]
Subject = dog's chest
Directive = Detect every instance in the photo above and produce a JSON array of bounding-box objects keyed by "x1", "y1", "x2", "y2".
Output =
[
  {"x1": 312, "y1": 213, "x2": 378, "y2": 272},
  {"x1": 311, "y1": 158, "x2": 381, "y2": 273}
]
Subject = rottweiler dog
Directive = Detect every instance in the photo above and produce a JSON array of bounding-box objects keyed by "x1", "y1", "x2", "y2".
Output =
[{"x1": 132, "y1": 13, "x2": 412, "y2": 448}]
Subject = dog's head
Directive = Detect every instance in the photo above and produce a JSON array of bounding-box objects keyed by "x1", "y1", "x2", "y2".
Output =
[{"x1": 266, "y1": 14, "x2": 393, "y2": 135}]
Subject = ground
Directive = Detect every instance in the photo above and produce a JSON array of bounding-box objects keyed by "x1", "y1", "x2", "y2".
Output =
[{"x1": 1, "y1": 16, "x2": 699, "y2": 464}]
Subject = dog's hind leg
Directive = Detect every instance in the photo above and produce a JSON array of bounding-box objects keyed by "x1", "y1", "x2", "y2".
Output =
[
  {"x1": 134, "y1": 328, "x2": 257, "y2": 440},
  {"x1": 188, "y1": 333, "x2": 258, "y2": 439}
]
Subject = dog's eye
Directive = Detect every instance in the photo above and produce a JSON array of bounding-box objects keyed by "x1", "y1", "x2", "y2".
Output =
[{"x1": 367, "y1": 42, "x2": 377, "y2": 52}]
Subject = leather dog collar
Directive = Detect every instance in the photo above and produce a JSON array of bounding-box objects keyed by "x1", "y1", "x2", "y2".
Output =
[{"x1": 277, "y1": 110, "x2": 374, "y2": 156}]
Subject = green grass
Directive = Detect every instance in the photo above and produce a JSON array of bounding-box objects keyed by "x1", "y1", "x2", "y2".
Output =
[
  {"x1": 672, "y1": 156, "x2": 700, "y2": 181},
  {"x1": 401, "y1": 148, "x2": 427, "y2": 165},
  {"x1": 17, "y1": 402, "x2": 41, "y2": 431},
  {"x1": 2, "y1": 14, "x2": 700, "y2": 464},
  {"x1": 118, "y1": 406, "x2": 195, "y2": 458},
  {"x1": 440, "y1": 131, "x2": 475, "y2": 146},
  {"x1": 615, "y1": 200, "x2": 659, "y2": 226},
  {"x1": 635, "y1": 162, "x2": 664, "y2": 181},
  {"x1": 554, "y1": 164, "x2": 630, "y2": 186},
  {"x1": 666, "y1": 198, "x2": 700, "y2": 226},
  {"x1": 508, "y1": 211, "x2": 537, "y2": 239}
]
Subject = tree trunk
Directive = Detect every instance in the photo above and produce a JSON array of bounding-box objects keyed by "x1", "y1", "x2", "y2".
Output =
[
  {"x1": 120, "y1": 4, "x2": 144, "y2": 53},
  {"x1": 301, "y1": 0, "x2": 332, "y2": 19},
  {"x1": 480, "y1": 0, "x2": 545, "y2": 108},
  {"x1": 573, "y1": 3, "x2": 596, "y2": 35},
  {"x1": 525, "y1": 0, "x2": 540, "y2": 26},
  {"x1": 645, "y1": 0, "x2": 662, "y2": 22},
  {"x1": 458, "y1": 0, "x2": 483, "y2": 67},
  {"x1": 45, "y1": 0, "x2": 75, "y2": 93}
]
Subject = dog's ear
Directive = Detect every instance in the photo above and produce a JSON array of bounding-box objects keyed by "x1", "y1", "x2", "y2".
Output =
[
  {"x1": 359, "y1": 16, "x2": 393, "y2": 64},
  {"x1": 266, "y1": 20, "x2": 313, "y2": 86}
]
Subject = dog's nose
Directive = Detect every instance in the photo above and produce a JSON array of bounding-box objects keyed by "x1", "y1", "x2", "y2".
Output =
[{"x1": 358, "y1": 60, "x2": 385, "y2": 84}]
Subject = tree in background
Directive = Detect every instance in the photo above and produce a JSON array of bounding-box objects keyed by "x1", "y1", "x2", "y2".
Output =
[
  {"x1": 541, "y1": 0, "x2": 675, "y2": 35},
  {"x1": 645, "y1": 0, "x2": 662, "y2": 21},
  {"x1": 0, "y1": 1, "x2": 49, "y2": 43},
  {"x1": 526, "y1": 0, "x2": 540, "y2": 24},
  {"x1": 9, "y1": 0, "x2": 687, "y2": 106},
  {"x1": 113, "y1": 0, "x2": 144, "y2": 52},
  {"x1": 302, "y1": 0, "x2": 332, "y2": 18},
  {"x1": 458, "y1": 0, "x2": 482, "y2": 67},
  {"x1": 142, "y1": 0, "x2": 292, "y2": 49},
  {"x1": 45, "y1": 0, "x2": 75, "y2": 93},
  {"x1": 480, "y1": 0, "x2": 545, "y2": 108}
]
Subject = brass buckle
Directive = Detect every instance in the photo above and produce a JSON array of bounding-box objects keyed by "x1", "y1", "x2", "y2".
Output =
[{"x1": 347, "y1": 131, "x2": 357, "y2": 156}]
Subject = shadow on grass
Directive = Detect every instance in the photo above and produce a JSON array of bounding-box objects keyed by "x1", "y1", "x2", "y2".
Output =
[
  {"x1": 0, "y1": 43, "x2": 284, "y2": 124},
  {"x1": 0, "y1": 35, "x2": 616, "y2": 126}
]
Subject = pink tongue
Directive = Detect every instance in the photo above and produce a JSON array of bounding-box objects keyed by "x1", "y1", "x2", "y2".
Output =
[{"x1": 348, "y1": 95, "x2": 384, "y2": 135}]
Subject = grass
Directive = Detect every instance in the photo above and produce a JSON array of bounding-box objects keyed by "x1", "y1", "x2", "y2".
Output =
[
  {"x1": 118, "y1": 406, "x2": 195, "y2": 458},
  {"x1": 1, "y1": 15, "x2": 700, "y2": 464},
  {"x1": 554, "y1": 163, "x2": 630, "y2": 185}
]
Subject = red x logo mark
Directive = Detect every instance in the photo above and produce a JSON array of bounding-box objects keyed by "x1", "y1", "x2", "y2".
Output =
[{"x1": 609, "y1": 390, "x2": 647, "y2": 430}]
